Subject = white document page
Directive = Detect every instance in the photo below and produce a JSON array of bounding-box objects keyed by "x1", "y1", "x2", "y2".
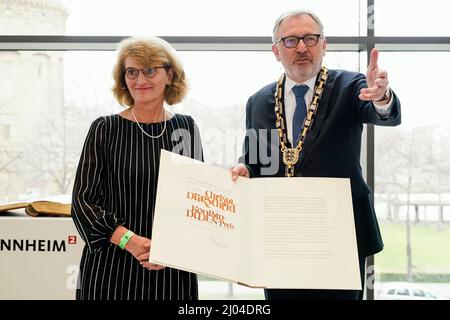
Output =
[
  {"x1": 150, "y1": 150, "x2": 253, "y2": 283},
  {"x1": 251, "y1": 178, "x2": 361, "y2": 289}
]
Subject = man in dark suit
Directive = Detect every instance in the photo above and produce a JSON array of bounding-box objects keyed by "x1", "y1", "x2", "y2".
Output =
[{"x1": 230, "y1": 10, "x2": 401, "y2": 300}]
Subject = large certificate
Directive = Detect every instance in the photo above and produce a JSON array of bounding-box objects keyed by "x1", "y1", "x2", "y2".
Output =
[{"x1": 150, "y1": 150, "x2": 361, "y2": 290}]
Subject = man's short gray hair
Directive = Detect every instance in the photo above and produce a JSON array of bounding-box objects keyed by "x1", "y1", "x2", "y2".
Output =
[{"x1": 272, "y1": 10, "x2": 324, "y2": 42}]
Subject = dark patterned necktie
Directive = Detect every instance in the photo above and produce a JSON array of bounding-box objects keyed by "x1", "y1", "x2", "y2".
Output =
[{"x1": 292, "y1": 85, "x2": 309, "y2": 145}]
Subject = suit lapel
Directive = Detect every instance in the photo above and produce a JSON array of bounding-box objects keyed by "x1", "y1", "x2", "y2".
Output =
[{"x1": 295, "y1": 69, "x2": 337, "y2": 171}]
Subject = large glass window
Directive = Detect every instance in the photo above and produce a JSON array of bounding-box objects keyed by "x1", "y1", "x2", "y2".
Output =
[
  {"x1": 374, "y1": 52, "x2": 450, "y2": 300},
  {"x1": 375, "y1": 0, "x2": 450, "y2": 36},
  {"x1": 1, "y1": 0, "x2": 362, "y2": 36}
]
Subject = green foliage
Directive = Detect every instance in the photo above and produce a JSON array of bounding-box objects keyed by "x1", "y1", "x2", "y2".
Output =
[{"x1": 376, "y1": 222, "x2": 450, "y2": 282}]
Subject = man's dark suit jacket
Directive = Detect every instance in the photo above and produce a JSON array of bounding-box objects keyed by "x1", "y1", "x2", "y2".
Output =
[{"x1": 240, "y1": 69, "x2": 401, "y2": 258}]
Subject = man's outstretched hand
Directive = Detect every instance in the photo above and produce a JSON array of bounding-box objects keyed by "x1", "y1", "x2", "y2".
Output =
[{"x1": 359, "y1": 48, "x2": 390, "y2": 103}]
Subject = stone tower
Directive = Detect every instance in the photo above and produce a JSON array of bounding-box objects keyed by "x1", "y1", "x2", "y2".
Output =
[{"x1": 0, "y1": 0, "x2": 69, "y2": 201}]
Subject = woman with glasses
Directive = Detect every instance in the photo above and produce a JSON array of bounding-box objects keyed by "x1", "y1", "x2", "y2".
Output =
[{"x1": 71, "y1": 36, "x2": 202, "y2": 300}]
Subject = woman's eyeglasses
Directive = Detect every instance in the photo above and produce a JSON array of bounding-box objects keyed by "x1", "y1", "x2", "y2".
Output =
[{"x1": 124, "y1": 66, "x2": 166, "y2": 80}]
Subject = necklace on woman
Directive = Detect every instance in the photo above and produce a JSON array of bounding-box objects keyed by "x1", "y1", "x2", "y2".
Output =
[{"x1": 131, "y1": 106, "x2": 167, "y2": 139}]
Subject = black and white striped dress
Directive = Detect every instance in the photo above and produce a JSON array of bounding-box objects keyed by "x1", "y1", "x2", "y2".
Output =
[{"x1": 71, "y1": 113, "x2": 202, "y2": 300}]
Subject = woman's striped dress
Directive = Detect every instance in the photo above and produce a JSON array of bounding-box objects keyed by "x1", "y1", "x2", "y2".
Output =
[{"x1": 71, "y1": 113, "x2": 202, "y2": 300}]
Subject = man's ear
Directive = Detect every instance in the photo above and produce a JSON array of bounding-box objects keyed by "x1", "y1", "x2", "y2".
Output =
[
  {"x1": 272, "y1": 43, "x2": 281, "y2": 61},
  {"x1": 322, "y1": 37, "x2": 327, "y2": 57}
]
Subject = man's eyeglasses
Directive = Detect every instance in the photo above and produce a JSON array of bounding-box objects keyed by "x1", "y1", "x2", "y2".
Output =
[
  {"x1": 124, "y1": 66, "x2": 166, "y2": 80},
  {"x1": 274, "y1": 34, "x2": 323, "y2": 48}
]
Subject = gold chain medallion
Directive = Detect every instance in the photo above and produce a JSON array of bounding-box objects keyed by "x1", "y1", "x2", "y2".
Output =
[{"x1": 274, "y1": 67, "x2": 329, "y2": 177}]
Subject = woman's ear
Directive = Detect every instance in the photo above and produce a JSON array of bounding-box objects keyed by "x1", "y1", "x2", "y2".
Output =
[{"x1": 165, "y1": 69, "x2": 174, "y2": 86}]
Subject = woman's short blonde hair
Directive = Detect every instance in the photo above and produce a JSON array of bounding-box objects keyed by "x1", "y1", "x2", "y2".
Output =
[{"x1": 112, "y1": 36, "x2": 187, "y2": 106}]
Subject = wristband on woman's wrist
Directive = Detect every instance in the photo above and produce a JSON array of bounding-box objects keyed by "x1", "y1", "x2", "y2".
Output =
[{"x1": 118, "y1": 230, "x2": 135, "y2": 249}]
